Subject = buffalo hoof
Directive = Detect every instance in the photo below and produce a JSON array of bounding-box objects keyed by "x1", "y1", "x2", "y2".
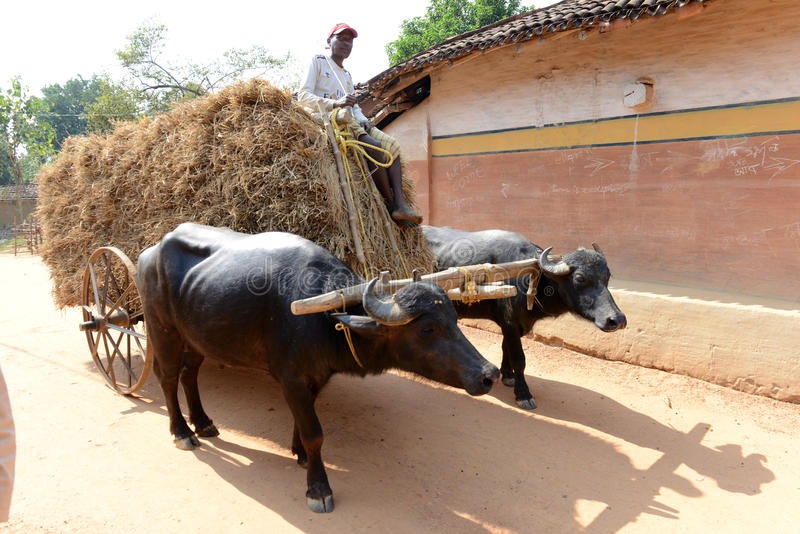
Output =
[
  {"x1": 516, "y1": 397, "x2": 537, "y2": 410},
  {"x1": 174, "y1": 434, "x2": 200, "y2": 450},
  {"x1": 307, "y1": 494, "x2": 334, "y2": 513},
  {"x1": 196, "y1": 422, "x2": 219, "y2": 438},
  {"x1": 502, "y1": 377, "x2": 515, "y2": 387}
]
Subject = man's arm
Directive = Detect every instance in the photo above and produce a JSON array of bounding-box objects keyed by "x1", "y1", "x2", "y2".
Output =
[
  {"x1": 297, "y1": 56, "x2": 361, "y2": 114},
  {"x1": 352, "y1": 104, "x2": 371, "y2": 131}
]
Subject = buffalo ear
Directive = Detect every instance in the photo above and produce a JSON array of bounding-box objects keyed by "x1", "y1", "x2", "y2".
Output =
[{"x1": 335, "y1": 314, "x2": 385, "y2": 337}]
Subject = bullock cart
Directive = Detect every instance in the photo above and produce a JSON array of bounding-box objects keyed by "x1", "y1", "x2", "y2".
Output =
[
  {"x1": 74, "y1": 242, "x2": 539, "y2": 395},
  {"x1": 32, "y1": 79, "x2": 540, "y2": 395}
]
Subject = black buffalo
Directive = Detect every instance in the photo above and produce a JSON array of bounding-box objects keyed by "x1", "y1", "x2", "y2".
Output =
[
  {"x1": 423, "y1": 225, "x2": 627, "y2": 409},
  {"x1": 137, "y1": 223, "x2": 499, "y2": 513}
]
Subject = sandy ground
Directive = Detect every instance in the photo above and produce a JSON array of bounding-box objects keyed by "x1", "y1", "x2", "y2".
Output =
[{"x1": 0, "y1": 251, "x2": 798, "y2": 533}]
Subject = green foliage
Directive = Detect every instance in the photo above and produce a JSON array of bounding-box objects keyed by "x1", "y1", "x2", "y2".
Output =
[
  {"x1": 0, "y1": 78, "x2": 55, "y2": 189},
  {"x1": 1, "y1": 153, "x2": 11, "y2": 185},
  {"x1": 39, "y1": 76, "x2": 104, "y2": 149},
  {"x1": 84, "y1": 79, "x2": 141, "y2": 133},
  {"x1": 386, "y1": 0, "x2": 530, "y2": 65}
]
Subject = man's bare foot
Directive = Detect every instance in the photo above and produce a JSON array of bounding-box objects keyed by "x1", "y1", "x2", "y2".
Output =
[{"x1": 391, "y1": 206, "x2": 423, "y2": 224}]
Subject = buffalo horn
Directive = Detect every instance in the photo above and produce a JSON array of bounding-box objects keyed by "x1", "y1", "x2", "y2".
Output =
[
  {"x1": 591, "y1": 242, "x2": 606, "y2": 257},
  {"x1": 362, "y1": 277, "x2": 417, "y2": 326},
  {"x1": 539, "y1": 247, "x2": 571, "y2": 276}
]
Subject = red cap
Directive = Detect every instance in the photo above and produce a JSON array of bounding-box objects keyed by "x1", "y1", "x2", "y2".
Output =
[{"x1": 328, "y1": 23, "x2": 358, "y2": 39}]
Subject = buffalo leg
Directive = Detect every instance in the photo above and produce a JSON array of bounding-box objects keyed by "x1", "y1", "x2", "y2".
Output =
[
  {"x1": 292, "y1": 424, "x2": 308, "y2": 467},
  {"x1": 149, "y1": 335, "x2": 199, "y2": 449},
  {"x1": 500, "y1": 327, "x2": 537, "y2": 410},
  {"x1": 281, "y1": 380, "x2": 332, "y2": 513},
  {"x1": 180, "y1": 350, "x2": 218, "y2": 438}
]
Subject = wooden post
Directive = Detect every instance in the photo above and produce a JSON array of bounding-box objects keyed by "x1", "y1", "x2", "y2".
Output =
[
  {"x1": 356, "y1": 150, "x2": 407, "y2": 277},
  {"x1": 319, "y1": 104, "x2": 366, "y2": 267}
]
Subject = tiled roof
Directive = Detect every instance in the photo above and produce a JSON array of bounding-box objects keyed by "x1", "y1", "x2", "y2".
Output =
[
  {"x1": 0, "y1": 183, "x2": 38, "y2": 201},
  {"x1": 360, "y1": 0, "x2": 711, "y2": 108}
]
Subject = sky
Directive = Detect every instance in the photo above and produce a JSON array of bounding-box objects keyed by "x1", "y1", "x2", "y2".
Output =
[{"x1": 1, "y1": 1, "x2": 559, "y2": 95}]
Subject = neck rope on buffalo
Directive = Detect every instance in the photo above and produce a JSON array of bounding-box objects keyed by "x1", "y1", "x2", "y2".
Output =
[
  {"x1": 334, "y1": 321, "x2": 364, "y2": 368},
  {"x1": 527, "y1": 270, "x2": 543, "y2": 311}
]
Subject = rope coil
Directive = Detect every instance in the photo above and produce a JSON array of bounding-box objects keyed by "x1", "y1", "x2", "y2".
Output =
[
  {"x1": 327, "y1": 108, "x2": 409, "y2": 279},
  {"x1": 329, "y1": 109, "x2": 396, "y2": 169}
]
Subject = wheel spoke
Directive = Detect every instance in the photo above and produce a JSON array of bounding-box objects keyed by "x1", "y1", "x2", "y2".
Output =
[
  {"x1": 90, "y1": 329, "x2": 104, "y2": 369},
  {"x1": 101, "y1": 254, "x2": 112, "y2": 316},
  {"x1": 101, "y1": 282, "x2": 136, "y2": 322},
  {"x1": 132, "y1": 327, "x2": 147, "y2": 355},
  {"x1": 106, "y1": 323, "x2": 146, "y2": 340},
  {"x1": 105, "y1": 252, "x2": 126, "y2": 299},
  {"x1": 88, "y1": 263, "x2": 102, "y2": 315},
  {"x1": 100, "y1": 328, "x2": 117, "y2": 384},
  {"x1": 104, "y1": 329, "x2": 137, "y2": 380}
]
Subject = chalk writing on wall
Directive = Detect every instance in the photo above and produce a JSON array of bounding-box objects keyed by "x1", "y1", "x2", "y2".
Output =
[
  {"x1": 718, "y1": 220, "x2": 800, "y2": 248},
  {"x1": 446, "y1": 159, "x2": 484, "y2": 190},
  {"x1": 545, "y1": 135, "x2": 800, "y2": 181},
  {"x1": 445, "y1": 196, "x2": 478, "y2": 210}
]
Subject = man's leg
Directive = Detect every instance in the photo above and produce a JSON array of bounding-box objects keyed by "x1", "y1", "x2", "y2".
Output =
[
  {"x1": 364, "y1": 158, "x2": 394, "y2": 209},
  {"x1": 384, "y1": 155, "x2": 421, "y2": 224},
  {"x1": 363, "y1": 128, "x2": 422, "y2": 224},
  {"x1": 358, "y1": 134, "x2": 399, "y2": 211}
]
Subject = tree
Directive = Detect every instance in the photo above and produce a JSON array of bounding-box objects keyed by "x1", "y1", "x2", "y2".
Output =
[
  {"x1": 116, "y1": 21, "x2": 292, "y2": 114},
  {"x1": 0, "y1": 78, "x2": 55, "y2": 216},
  {"x1": 84, "y1": 78, "x2": 141, "y2": 133},
  {"x1": 0, "y1": 153, "x2": 12, "y2": 185},
  {"x1": 39, "y1": 76, "x2": 104, "y2": 150},
  {"x1": 386, "y1": 0, "x2": 530, "y2": 65}
]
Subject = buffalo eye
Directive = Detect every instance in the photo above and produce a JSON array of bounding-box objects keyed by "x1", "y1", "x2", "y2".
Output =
[
  {"x1": 573, "y1": 272, "x2": 588, "y2": 287},
  {"x1": 418, "y1": 324, "x2": 437, "y2": 338}
]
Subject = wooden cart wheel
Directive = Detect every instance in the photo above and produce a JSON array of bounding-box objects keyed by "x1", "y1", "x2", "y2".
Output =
[{"x1": 80, "y1": 247, "x2": 151, "y2": 394}]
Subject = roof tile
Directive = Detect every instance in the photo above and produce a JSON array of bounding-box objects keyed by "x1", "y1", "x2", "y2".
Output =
[
  {"x1": 0, "y1": 184, "x2": 38, "y2": 201},
  {"x1": 364, "y1": 0, "x2": 710, "y2": 94}
]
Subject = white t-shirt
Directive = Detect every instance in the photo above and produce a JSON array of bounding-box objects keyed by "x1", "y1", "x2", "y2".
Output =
[{"x1": 297, "y1": 55, "x2": 369, "y2": 124}]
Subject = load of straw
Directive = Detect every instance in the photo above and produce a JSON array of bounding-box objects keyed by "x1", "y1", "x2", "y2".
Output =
[{"x1": 37, "y1": 78, "x2": 433, "y2": 308}]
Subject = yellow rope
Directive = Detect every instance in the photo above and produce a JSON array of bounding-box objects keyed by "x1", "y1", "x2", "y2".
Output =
[
  {"x1": 335, "y1": 322, "x2": 364, "y2": 368},
  {"x1": 348, "y1": 144, "x2": 411, "y2": 278},
  {"x1": 327, "y1": 292, "x2": 364, "y2": 368},
  {"x1": 329, "y1": 109, "x2": 409, "y2": 279},
  {"x1": 330, "y1": 110, "x2": 396, "y2": 168}
]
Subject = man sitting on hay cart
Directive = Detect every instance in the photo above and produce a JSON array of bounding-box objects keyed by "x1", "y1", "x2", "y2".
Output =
[{"x1": 298, "y1": 22, "x2": 423, "y2": 226}]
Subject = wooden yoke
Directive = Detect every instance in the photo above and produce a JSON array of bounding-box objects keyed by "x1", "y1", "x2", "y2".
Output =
[{"x1": 291, "y1": 257, "x2": 539, "y2": 316}]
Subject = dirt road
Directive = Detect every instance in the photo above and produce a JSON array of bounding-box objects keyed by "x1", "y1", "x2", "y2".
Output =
[{"x1": 1, "y1": 252, "x2": 798, "y2": 533}]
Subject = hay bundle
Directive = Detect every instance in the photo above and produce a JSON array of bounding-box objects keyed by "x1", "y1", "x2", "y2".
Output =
[{"x1": 37, "y1": 78, "x2": 433, "y2": 308}]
